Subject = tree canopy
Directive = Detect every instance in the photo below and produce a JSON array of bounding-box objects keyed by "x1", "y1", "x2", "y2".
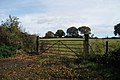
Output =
[
  {"x1": 1, "y1": 15, "x2": 20, "y2": 28},
  {"x1": 55, "y1": 29, "x2": 65, "y2": 38},
  {"x1": 0, "y1": 15, "x2": 22, "y2": 46},
  {"x1": 114, "y1": 23, "x2": 120, "y2": 36},
  {"x1": 78, "y1": 26, "x2": 91, "y2": 34},
  {"x1": 45, "y1": 31, "x2": 54, "y2": 38},
  {"x1": 66, "y1": 26, "x2": 79, "y2": 37}
]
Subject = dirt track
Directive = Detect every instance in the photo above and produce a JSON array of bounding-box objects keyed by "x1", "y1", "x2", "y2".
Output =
[{"x1": 0, "y1": 55, "x2": 38, "y2": 79}]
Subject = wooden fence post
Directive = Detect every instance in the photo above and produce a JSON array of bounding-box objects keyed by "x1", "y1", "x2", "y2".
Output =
[
  {"x1": 58, "y1": 40, "x2": 60, "y2": 54},
  {"x1": 36, "y1": 36, "x2": 39, "y2": 54},
  {"x1": 84, "y1": 34, "x2": 89, "y2": 55},
  {"x1": 106, "y1": 41, "x2": 108, "y2": 54}
]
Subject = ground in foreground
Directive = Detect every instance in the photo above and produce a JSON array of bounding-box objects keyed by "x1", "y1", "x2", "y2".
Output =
[{"x1": 0, "y1": 53, "x2": 113, "y2": 80}]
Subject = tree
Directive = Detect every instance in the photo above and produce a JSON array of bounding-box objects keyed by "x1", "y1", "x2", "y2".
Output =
[
  {"x1": 0, "y1": 15, "x2": 37, "y2": 54},
  {"x1": 2, "y1": 15, "x2": 20, "y2": 28},
  {"x1": 114, "y1": 23, "x2": 120, "y2": 36},
  {"x1": 55, "y1": 29, "x2": 65, "y2": 38},
  {"x1": 67, "y1": 26, "x2": 79, "y2": 37},
  {"x1": 0, "y1": 15, "x2": 22, "y2": 45},
  {"x1": 45, "y1": 31, "x2": 54, "y2": 38},
  {"x1": 78, "y1": 26, "x2": 91, "y2": 34}
]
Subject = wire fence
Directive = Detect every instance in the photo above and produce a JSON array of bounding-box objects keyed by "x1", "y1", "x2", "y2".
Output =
[{"x1": 89, "y1": 39, "x2": 120, "y2": 55}]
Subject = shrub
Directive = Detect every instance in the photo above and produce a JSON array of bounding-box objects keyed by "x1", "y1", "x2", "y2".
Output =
[
  {"x1": 0, "y1": 45, "x2": 16, "y2": 58},
  {"x1": 107, "y1": 49, "x2": 120, "y2": 68}
]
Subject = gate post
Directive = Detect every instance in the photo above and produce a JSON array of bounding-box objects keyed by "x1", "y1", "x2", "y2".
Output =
[
  {"x1": 105, "y1": 41, "x2": 108, "y2": 54},
  {"x1": 84, "y1": 34, "x2": 89, "y2": 55},
  {"x1": 36, "y1": 36, "x2": 39, "y2": 54}
]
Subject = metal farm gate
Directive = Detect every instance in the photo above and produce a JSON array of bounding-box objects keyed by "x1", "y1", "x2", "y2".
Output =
[
  {"x1": 39, "y1": 39, "x2": 83, "y2": 56},
  {"x1": 36, "y1": 34, "x2": 89, "y2": 56}
]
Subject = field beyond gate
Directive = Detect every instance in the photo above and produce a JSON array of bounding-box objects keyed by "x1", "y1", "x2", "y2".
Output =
[{"x1": 39, "y1": 38, "x2": 85, "y2": 56}]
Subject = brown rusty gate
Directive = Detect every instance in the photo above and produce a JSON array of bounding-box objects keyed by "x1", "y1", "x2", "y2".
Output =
[
  {"x1": 36, "y1": 34, "x2": 89, "y2": 56},
  {"x1": 36, "y1": 36, "x2": 89, "y2": 57},
  {"x1": 39, "y1": 39, "x2": 84, "y2": 56}
]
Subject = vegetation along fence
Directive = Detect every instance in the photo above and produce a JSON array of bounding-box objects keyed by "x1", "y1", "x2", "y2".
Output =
[{"x1": 89, "y1": 39, "x2": 120, "y2": 55}]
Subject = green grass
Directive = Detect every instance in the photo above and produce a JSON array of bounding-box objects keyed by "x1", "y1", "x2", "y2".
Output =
[{"x1": 89, "y1": 39, "x2": 120, "y2": 54}]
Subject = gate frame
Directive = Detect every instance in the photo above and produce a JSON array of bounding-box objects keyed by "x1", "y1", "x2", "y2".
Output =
[
  {"x1": 84, "y1": 34, "x2": 89, "y2": 55},
  {"x1": 36, "y1": 34, "x2": 89, "y2": 55}
]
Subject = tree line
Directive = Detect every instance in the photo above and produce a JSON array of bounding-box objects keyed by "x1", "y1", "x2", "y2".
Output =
[
  {"x1": 44, "y1": 23, "x2": 120, "y2": 38},
  {"x1": 44, "y1": 26, "x2": 91, "y2": 38}
]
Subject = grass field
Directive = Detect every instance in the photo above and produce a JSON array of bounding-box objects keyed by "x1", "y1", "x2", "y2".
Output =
[
  {"x1": 39, "y1": 38, "x2": 84, "y2": 57},
  {"x1": 0, "y1": 38, "x2": 120, "y2": 79},
  {"x1": 89, "y1": 38, "x2": 120, "y2": 54}
]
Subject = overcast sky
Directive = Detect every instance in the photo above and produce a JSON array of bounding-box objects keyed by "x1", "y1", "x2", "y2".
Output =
[{"x1": 0, "y1": 0, "x2": 120, "y2": 37}]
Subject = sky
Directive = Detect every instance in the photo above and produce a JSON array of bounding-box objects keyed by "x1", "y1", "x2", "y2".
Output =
[{"x1": 0, "y1": 0, "x2": 120, "y2": 37}]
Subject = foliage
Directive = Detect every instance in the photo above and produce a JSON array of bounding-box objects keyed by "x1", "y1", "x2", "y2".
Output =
[
  {"x1": 0, "y1": 15, "x2": 37, "y2": 57},
  {"x1": 44, "y1": 26, "x2": 91, "y2": 38},
  {"x1": 102, "y1": 48, "x2": 120, "y2": 68},
  {"x1": 1, "y1": 15, "x2": 19, "y2": 27},
  {"x1": 45, "y1": 31, "x2": 54, "y2": 38},
  {"x1": 114, "y1": 23, "x2": 120, "y2": 36},
  {"x1": 78, "y1": 26, "x2": 91, "y2": 34},
  {"x1": 0, "y1": 45, "x2": 16, "y2": 58},
  {"x1": 55, "y1": 29, "x2": 65, "y2": 38},
  {"x1": 0, "y1": 15, "x2": 22, "y2": 45},
  {"x1": 21, "y1": 33, "x2": 36, "y2": 52},
  {"x1": 66, "y1": 26, "x2": 79, "y2": 37},
  {"x1": 96, "y1": 48, "x2": 120, "y2": 80}
]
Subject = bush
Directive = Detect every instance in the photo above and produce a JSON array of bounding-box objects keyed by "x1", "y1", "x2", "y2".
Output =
[
  {"x1": 0, "y1": 45, "x2": 16, "y2": 58},
  {"x1": 107, "y1": 49, "x2": 120, "y2": 68}
]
